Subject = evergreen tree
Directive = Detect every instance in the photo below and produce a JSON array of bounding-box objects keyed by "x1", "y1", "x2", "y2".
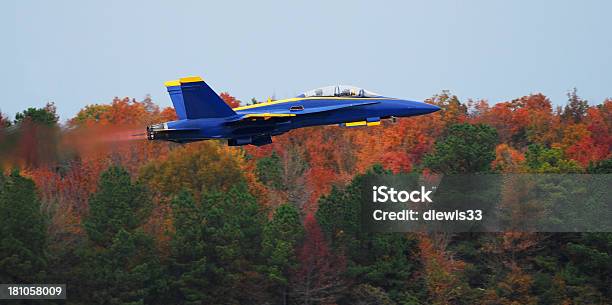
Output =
[
  {"x1": 261, "y1": 203, "x2": 304, "y2": 305},
  {"x1": 563, "y1": 233, "x2": 612, "y2": 301},
  {"x1": 85, "y1": 166, "x2": 151, "y2": 247},
  {"x1": 168, "y1": 184, "x2": 267, "y2": 305},
  {"x1": 561, "y1": 88, "x2": 589, "y2": 124},
  {"x1": 77, "y1": 166, "x2": 159, "y2": 305},
  {"x1": 168, "y1": 190, "x2": 209, "y2": 304},
  {"x1": 12, "y1": 103, "x2": 61, "y2": 167},
  {"x1": 0, "y1": 170, "x2": 47, "y2": 283},
  {"x1": 198, "y1": 184, "x2": 267, "y2": 304},
  {"x1": 587, "y1": 157, "x2": 612, "y2": 173},
  {"x1": 316, "y1": 166, "x2": 424, "y2": 304},
  {"x1": 256, "y1": 151, "x2": 284, "y2": 190},
  {"x1": 14, "y1": 102, "x2": 59, "y2": 126},
  {"x1": 422, "y1": 123, "x2": 498, "y2": 174}
]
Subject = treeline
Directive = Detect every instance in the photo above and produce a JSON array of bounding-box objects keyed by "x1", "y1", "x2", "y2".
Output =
[{"x1": 0, "y1": 90, "x2": 611, "y2": 304}]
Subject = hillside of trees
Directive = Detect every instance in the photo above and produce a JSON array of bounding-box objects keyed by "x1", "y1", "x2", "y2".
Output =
[{"x1": 0, "y1": 89, "x2": 611, "y2": 305}]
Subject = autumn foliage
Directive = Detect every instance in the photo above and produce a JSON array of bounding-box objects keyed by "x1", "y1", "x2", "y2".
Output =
[{"x1": 1, "y1": 90, "x2": 611, "y2": 304}]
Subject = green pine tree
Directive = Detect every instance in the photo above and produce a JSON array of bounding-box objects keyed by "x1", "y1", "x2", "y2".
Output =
[
  {"x1": 169, "y1": 190, "x2": 209, "y2": 305},
  {"x1": 85, "y1": 166, "x2": 151, "y2": 247},
  {"x1": 316, "y1": 166, "x2": 424, "y2": 304},
  {"x1": 198, "y1": 184, "x2": 267, "y2": 304},
  {"x1": 256, "y1": 151, "x2": 284, "y2": 190},
  {"x1": 168, "y1": 184, "x2": 267, "y2": 304},
  {"x1": 76, "y1": 166, "x2": 159, "y2": 305},
  {"x1": 261, "y1": 203, "x2": 304, "y2": 305},
  {"x1": 587, "y1": 157, "x2": 612, "y2": 174},
  {"x1": 422, "y1": 123, "x2": 498, "y2": 174},
  {"x1": 0, "y1": 170, "x2": 47, "y2": 283}
]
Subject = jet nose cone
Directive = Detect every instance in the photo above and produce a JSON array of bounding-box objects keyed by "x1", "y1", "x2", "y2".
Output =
[
  {"x1": 411, "y1": 101, "x2": 440, "y2": 114},
  {"x1": 422, "y1": 103, "x2": 441, "y2": 114},
  {"x1": 395, "y1": 100, "x2": 441, "y2": 116}
]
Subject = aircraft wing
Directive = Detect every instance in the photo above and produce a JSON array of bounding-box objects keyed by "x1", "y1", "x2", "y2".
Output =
[{"x1": 227, "y1": 100, "x2": 379, "y2": 123}]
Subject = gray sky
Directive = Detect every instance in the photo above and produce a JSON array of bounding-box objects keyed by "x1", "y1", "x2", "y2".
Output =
[{"x1": 1, "y1": 0, "x2": 611, "y2": 121}]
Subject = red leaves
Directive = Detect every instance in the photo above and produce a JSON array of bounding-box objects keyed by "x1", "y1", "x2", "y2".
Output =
[
  {"x1": 380, "y1": 151, "x2": 412, "y2": 174},
  {"x1": 566, "y1": 135, "x2": 608, "y2": 167},
  {"x1": 292, "y1": 214, "x2": 346, "y2": 305}
]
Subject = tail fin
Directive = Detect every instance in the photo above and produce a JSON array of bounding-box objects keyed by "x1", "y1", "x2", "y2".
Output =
[
  {"x1": 164, "y1": 80, "x2": 187, "y2": 119},
  {"x1": 164, "y1": 76, "x2": 236, "y2": 120}
]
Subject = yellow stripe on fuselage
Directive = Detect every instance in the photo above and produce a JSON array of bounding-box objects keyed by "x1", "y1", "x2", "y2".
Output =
[
  {"x1": 233, "y1": 96, "x2": 397, "y2": 111},
  {"x1": 345, "y1": 121, "x2": 367, "y2": 127}
]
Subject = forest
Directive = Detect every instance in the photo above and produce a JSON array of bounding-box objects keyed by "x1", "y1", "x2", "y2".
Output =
[{"x1": 0, "y1": 89, "x2": 611, "y2": 305}]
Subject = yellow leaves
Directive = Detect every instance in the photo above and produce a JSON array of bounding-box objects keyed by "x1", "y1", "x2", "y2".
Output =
[{"x1": 138, "y1": 141, "x2": 246, "y2": 201}]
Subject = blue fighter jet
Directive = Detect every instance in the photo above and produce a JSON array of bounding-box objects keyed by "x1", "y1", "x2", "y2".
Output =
[{"x1": 147, "y1": 76, "x2": 440, "y2": 146}]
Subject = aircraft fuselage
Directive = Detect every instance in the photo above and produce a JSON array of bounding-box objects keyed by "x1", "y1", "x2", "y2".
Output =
[
  {"x1": 147, "y1": 77, "x2": 440, "y2": 146},
  {"x1": 149, "y1": 96, "x2": 439, "y2": 145}
]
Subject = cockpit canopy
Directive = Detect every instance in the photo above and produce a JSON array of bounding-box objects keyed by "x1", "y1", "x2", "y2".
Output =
[{"x1": 297, "y1": 85, "x2": 381, "y2": 98}]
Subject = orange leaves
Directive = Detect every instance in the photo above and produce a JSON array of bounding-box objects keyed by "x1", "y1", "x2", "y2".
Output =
[
  {"x1": 159, "y1": 107, "x2": 178, "y2": 121},
  {"x1": 473, "y1": 101, "x2": 515, "y2": 143},
  {"x1": 304, "y1": 166, "x2": 338, "y2": 213},
  {"x1": 69, "y1": 96, "x2": 167, "y2": 128},
  {"x1": 220, "y1": 92, "x2": 241, "y2": 108},
  {"x1": 492, "y1": 144, "x2": 526, "y2": 173},
  {"x1": 474, "y1": 94, "x2": 557, "y2": 146},
  {"x1": 353, "y1": 116, "x2": 440, "y2": 174},
  {"x1": 560, "y1": 123, "x2": 598, "y2": 166},
  {"x1": 417, "y1": 233, "x2": 466, "y2": 304}
]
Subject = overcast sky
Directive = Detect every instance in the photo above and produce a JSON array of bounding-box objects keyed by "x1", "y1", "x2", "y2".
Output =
[{"x1": 1, "y1": 0, "x2": 611, "y2": 121}]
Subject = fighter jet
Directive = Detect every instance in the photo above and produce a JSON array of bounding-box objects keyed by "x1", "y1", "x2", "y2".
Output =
[{"x1": 147, "y1": 76, "x2": 440, "y2": 146}]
